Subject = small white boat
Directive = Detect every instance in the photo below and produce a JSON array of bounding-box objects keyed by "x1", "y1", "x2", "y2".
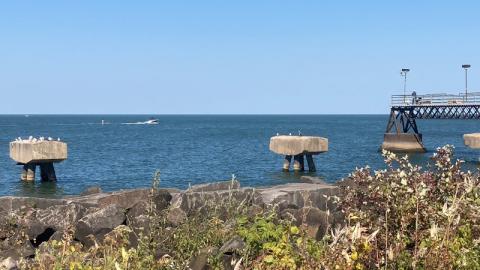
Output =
[{"x1": 143, "y1": 118, "x2": 159, "y2": 124}]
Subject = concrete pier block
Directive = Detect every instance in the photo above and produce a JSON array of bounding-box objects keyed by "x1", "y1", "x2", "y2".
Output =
[
  {"x1": 270, "y1": 136, "x2": 328, "y2": 156},
  {"x1": 464, "y1": 133, "x2": 480, "y2": 149},
  {"x1": 306, "y1": 154, "x2": 316, "y2": 172},
  {"x1": 10, "y1": 139, "x2": 67, "y2": 181},
  {"x1": 10, "y1": 140, "x2": 67, "y2": 164},
  {"x1": 283, "y1": 155, "x2": 292, "y2": 171},
  {"x1": 381, "y1": 133, "x2": 426, "y2": 153}
]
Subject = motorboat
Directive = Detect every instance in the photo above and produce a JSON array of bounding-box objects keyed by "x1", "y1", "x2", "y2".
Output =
[{"x1": 143, "y1": 118, "x2": 159, "y2": 124}]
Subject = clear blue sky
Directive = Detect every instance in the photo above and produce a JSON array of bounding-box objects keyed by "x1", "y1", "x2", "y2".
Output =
[{"x1": 1, "y1": 1, "x2": 478, "y2": 114}]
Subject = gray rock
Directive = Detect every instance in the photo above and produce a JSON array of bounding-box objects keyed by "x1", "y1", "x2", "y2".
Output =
[
  {"x1": 126, "y1": 201, "x2": 149, "y2": 222},
  {"x1": 189, "y1": 247, "x2": 217, "y2": 270},
  {"x1": 36, "y1": 203, "x2": 85, "y2": 231},
  {"x1": 166, "y1": 207, "x2": 187, "y2": 227},
  {"x1": 171, "y1": 188, "x2": 261, "y2": 214},
  {"x1": 80, "y1": 186, "x2": 103, "y2": 196},
  {"x1": 0, "y1": 257, "x2": 18, "y2": 270},
  {"x1": 188, "y1": 180, "x2": 240, "y2": 193},
  {"x1": 0, "y1": 240, "x2": 34, "y2": 260},
  {"x1": 219, "y1": 237, "x2": 245, "y2": 254},
  {"x1": 0, "y1": 197, "x2": 66, "y2": 212},
  {"x1": 300, "y1": 176, "x2": 328, "y2": 185},
  {"x1": 75, "y1": 204, "x2": 126, "y2": 245}
]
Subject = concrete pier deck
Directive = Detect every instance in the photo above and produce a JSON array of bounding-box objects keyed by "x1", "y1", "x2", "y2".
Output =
[
  {"x1": 10, "y1": 139, "x2": 67, "y2": 181},
  {"x1": 269, "y1": 135, "x2": 328, "y2": 172}
]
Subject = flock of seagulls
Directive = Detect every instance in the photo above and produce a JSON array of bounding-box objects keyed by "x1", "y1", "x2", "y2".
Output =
[
  {"x1": 14, "y1": 136, "x2": 61, "y2": 143},
  {"x1": 275, "y1": 130, "x2": 303, "y2": 136}
]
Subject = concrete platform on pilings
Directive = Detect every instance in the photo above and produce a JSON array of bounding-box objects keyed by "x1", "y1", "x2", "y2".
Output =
[
  {"x1": 270, "y1": 135, "x2": 328, "y2": 172},
  {"x1": 464, "y1": 133, "x2": 480, "y2": 149},
  {"x1": 10, "y1": 139, "x2": 67, "y2": 181},
  {"x1": 381, "y1": 133, "x2": 426, "y2": 153}
]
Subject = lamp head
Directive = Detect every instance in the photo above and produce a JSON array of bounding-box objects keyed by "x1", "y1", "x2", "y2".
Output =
[
  {"x1": 401, "y1": 68, "x2": 410, "y2": 72},
  {"x1": 462, "y1": 64, "x2": 471, "y2": 69}
]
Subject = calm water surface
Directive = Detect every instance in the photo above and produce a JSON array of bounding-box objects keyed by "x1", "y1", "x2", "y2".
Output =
[{"x1": 1, "y1": 115, "x2": 479, "y2": 197}]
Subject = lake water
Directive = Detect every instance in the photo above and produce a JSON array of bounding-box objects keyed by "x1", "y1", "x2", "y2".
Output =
[{"x1": 1, "y1": 115, "x2": 479, "y2": 197}]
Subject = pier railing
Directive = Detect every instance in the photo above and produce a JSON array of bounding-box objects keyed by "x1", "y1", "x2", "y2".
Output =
[{"x1": 391, "y1": 92, "x2": 480, "y2": 106}]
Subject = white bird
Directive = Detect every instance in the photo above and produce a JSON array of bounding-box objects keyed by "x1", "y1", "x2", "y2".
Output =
[
  {"x1": 298, "y1": 130, "x2": 302, "y2": 136},
  {"x1": 39, "y1": 137, "x2": 45, "y2": 141},
  {"x1": 47, "y1": 137, "x2": 53, "y2": 141},
  {"x1": 17, "y1": 137, "x2": 21, "y2": 141},
  {"x1": 289, "y1": 133, "x2": 292, "y2": 136},
  {"x1": 28, "y1": 136, "x2": 33, "y2": 141},
  {"x1": 57, "y1": 138, "x2": 61, "y2": 141},
  {"x1": 276, "y1": 133, "x2": 279, "y2": 136},
  {"x1": 32, "y1": 138, "x2": 38, "y2": 142}
]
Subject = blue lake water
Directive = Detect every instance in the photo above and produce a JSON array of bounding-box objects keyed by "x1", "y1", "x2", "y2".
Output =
[{"x1": 1, "y1": 115, "x2": 479, "y2": 197}]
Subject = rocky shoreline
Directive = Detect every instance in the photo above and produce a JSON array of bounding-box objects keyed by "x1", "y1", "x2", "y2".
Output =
[{"x1": 0, "y1": 177, "x2": 343, "y2": 269}]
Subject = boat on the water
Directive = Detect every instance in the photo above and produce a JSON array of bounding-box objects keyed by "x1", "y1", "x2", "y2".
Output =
[{"x1": 143, "y1": 118, "x2": 159, "y2": 124}]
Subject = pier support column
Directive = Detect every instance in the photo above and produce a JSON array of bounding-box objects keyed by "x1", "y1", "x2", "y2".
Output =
[
  {"x1": 293, "y1": 155, "x2": 305, "y2": 171},
  {"x1": 21, "y1": 165, "x2": 28, "y2": 181},
  {"x1": 283, "y1": 155, "x2": 292, "y2": 171},
  {"x1": 23, "y1": 163, "x2": 36, "y2": 181},
  {"x1": 306, "y1": 154, "x2": 316, "y2": 172},
  {"x1": 40, "y1": 163, "x2": 57, "y2": 181}
]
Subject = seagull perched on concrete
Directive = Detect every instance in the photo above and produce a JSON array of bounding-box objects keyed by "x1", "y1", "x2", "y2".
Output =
[
  {"x1": 28, "y1": 136, "x2": 33, "y2": 141},
  {"x1": 39, "y1": 137, "x2": 45, "y2": 141},
  {"x1": 17, "y1": 137, "x2": 21, "y2": 141},
  {"x1": 298, "y1": 130, "x2": 302, "y2": 136},
  {"x1": 276, "y1": 133, "x2": 279, "y2": 136},
  {"x1": 32, "y1": 138, "x2": 38, "y2": 142},
  {"x1": 289, "y1": 133, "x2": 292, "y2": 136},
  {"x1": 47, "y1": 137, "x2": 52, "y2": 141},
  {"x1": 57, "y1": 138, "x2": 61, "y2": 141}
]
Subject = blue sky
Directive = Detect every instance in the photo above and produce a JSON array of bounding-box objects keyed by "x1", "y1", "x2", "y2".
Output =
[{"x1": 1, "y1": 1, "x2": 478, "y2": 114}]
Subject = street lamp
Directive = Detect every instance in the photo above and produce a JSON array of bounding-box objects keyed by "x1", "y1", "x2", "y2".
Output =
[
  {"x1": 462, "y1": 64, "x2": 471, "y2": 102},
  {"x1": 400, "y1": 68, "x2": 410, "y2": 104}
]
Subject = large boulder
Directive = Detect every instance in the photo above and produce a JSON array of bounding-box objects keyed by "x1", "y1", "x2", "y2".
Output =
[
  {"x1": 171, "y1": 188, "x2": 262, "y2": 215},
  {"x1": 259, "y1": 183, "x2": 338, "y2": 211},
  {"x1": 36, "y1": 203, "x2": 85, "y2": 231},
  {"x1": 75, "y1": 204, "x2": 126, "y2": 246},
  {"x1": 0, "y1": 197, "x2": 66, "y2": 213},
  {"x1": 187, "y1": 180, "x2": 240, "y2": 193}
]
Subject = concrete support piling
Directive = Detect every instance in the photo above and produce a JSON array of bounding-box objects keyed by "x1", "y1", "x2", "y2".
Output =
[
  {"x1": 24, "y1": 163, "x2": 36, "y2": 181},
  {"x1": 293, "y1": 155, "x2": 304, "y2": 171},
  {"x1": 283, "y1": 155, "x2": 292, "y2": 171},
  {"x1": 306, "y1": 154, "x2": 316, "y2": 172}
]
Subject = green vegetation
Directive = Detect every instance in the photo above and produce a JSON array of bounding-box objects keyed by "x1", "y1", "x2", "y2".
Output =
[{"x1": 16, "y1": 146, "x2": 480, "y2": 269}]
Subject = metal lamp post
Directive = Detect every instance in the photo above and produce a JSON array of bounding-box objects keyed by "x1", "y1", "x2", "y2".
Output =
[
  {"x1": 462, "y1": 64, "x2": 471, "y2": 102},
  {"x1": 400, "y1": 68, "x2": 410, "y2": 104}
]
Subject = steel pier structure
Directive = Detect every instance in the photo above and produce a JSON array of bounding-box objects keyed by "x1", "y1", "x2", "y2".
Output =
[{"x1": 382, "y1": 92, "x2": 480, "y2": 152}]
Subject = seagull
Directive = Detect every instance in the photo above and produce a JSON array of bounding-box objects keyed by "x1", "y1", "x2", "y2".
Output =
[
  {"x1": 28, "y1": 136, "x2": 33, "y2": 141},
  {"x1": 289, "y1": 133, "x2": 292, "y2": 136},
  {"x1": 32, "y1": 138, "x2": 38, "y2": 142},
  {"x1": 276, "y1": 133, "x2": 279, "y2": 136},
  {"x1": 17, "y1": 137, "x2": 21, "y2": 141},
  {"x1": 39, "y1": 137, "x2": 45, "y2": 141},
  {"x1": 298, "y1": 130, "x2": 302, "y2": 136},
  {"x1": 57, "y1": 138, "x2": 61, "y2": 141},
  {"x1": 47, "y1": 137, "x2": 52, "y2": 141}
]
